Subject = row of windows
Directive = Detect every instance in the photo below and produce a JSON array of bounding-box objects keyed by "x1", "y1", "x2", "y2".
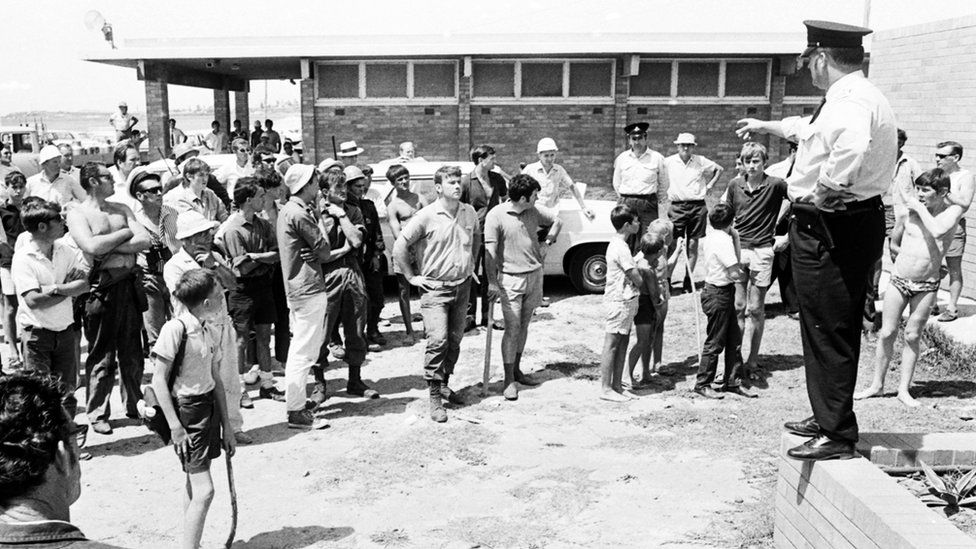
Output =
[{"x1": 314, "y1": 59, "x2": 821, "y2": 101}]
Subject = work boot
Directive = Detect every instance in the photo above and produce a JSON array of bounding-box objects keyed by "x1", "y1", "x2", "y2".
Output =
[
  {"x1": 503, "y1": 363, "x2": 518, "y2": 401},
  {"x1": 429, "y1": 381, "x2": 447, "y2": 423}
]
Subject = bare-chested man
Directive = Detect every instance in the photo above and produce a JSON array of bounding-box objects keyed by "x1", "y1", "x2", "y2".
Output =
[
  {"x1": 385, "y1": 164, "x2": 427, "y2": 339},
  {"x1": 67, "y1": 162, "x2": 151, "y2": 435},
  {"x1": 931, "y1": 141, "x2": 975, "y2": 322}
]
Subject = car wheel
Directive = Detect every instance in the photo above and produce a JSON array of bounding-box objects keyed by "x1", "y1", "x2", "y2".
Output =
[{"x1": 568, "y1": 244, "x2": 608, "y2": 294}]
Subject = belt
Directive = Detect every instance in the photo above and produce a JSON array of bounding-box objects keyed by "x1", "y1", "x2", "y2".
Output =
[
  {"x1": 794, "y1": 195, "x2": 881, "y2": 217},
  {"x1": 671, "y1": 199, "x2": 705, "y2": 204},
  {"x1": 619, "y1": 193, "x2": 657, "y2": 200}
]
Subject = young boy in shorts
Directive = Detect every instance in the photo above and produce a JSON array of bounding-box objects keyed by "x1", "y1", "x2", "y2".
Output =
[
  {"x1": 627, "y1": 230, "x2": 666, "y2": 388},
  {"x1": 855, "y1": 168, "x2": 963, "y2": 407},
  {"x1": 0, "y1": 171, "x2": 27, "y2": 371},
  {"x1": 631, "y1": 219, "x2": 683, "y2": 382},
  {"x1": 151, "y1": 268, "x2": 235, "y2": 549},
  {"x1": 695, "y1": 203, "x2": 755, "y2": 399},
  {"x1": 600, "y1": 204, "x2": 642, "y2": 402},
  {"x1": 722, "y1": 142, "x2": 788, "y2": 380}
]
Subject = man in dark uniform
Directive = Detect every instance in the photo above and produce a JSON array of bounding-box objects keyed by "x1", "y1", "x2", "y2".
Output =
[{"x1": 736, "y1": 20, "x2": 897, "y2": 461}]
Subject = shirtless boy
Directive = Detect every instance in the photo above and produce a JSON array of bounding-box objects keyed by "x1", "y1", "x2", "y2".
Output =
[
  {"x1": 854, "y1": 168, "x2": 963, "y2": 407},
  {"x1": 385, "y1": 164, "x2": 427, "y2": 339}
]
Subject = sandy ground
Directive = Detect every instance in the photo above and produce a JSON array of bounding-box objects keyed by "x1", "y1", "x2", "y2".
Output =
[{"x1": 65, "y1": 273, "x2": 976, "y2": 548}]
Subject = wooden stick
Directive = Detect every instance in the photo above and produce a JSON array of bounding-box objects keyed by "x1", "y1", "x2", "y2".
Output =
[
  {"x1": 224, "y1": 454, "x2": 237, "y2": 549},
  {"x1": 684, "y1": 245, "x2": 703, "y2": 365},
  {"x1": 481, "y1": 299, "x2": 496, "y2": 397}
]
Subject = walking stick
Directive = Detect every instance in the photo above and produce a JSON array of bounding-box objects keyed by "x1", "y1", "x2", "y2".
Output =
[
  {"x1": 683, "y1": 244, "x2": 703, "y2": 365},
  {"x1": 224, "y1": 454, "x2": 238, "y2": 549},
  {"x1": 481, "y1": 298, "x2": 496, "y2": 397},
  {"x1": 156, "y1": 147, "x2": 177, "y2": 175}
]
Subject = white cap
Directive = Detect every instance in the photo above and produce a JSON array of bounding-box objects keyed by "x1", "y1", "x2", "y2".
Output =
[
  {"x1": 175, "y1": 210, "x2": 219, "y2": 240},
  {"x1": 118, "y1": 100, "x2": 128, "y2": 107},
  {"x1": 317, "y1": 158, "x2": 343, "y2": 173},
  {"x1": 343, "y1": 165, "x2": 366, "y2": 183},
  {"x1": 38, "y1": 145, "x2": 62, "y2": 165},
  {"x1": 674, "y1": 133, "x2": 697, "y2": 145},
  {"x1": 536, "y1": 137, "x2": 558, "y2": 153},
  {"x1": 284, "y1": 164, "x2": 316, "y2": 194}
]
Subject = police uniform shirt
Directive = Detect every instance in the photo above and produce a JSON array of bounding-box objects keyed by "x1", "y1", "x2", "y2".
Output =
[
  {"x1": 612, "y1": 148, "x2": 668, "y2": 197},
  {"x1": 781, "y1": 70, "x2": 897, "y2": 203}
]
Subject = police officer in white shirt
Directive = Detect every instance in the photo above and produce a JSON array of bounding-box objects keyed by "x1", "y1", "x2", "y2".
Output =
[
  {"x1": 736, "y1": 20, "x2": 897, "y2": 461},
  {"x1": 612, "y1": 122, "x2": 669, "y2": 249}
]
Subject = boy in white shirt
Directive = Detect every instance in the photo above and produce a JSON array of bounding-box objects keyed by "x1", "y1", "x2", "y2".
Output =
[{"x1": 600, "y1": 204, "x2": 642, "y2": 402}]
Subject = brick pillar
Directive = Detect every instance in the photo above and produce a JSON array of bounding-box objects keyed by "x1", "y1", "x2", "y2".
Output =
[
  {"x1": 300, "y1": 79, "x2": 317, "y2": 163},
  {"x1": 612, "y1": 58, "x2": 630, "y2": 163},
  {"x1": 144, "y1": 79, "x2": 170, "y2": 161},
  {"x1": 213, "y1": 89, "x2": 231, "y2": 151},
  {"x1": 233, "y1": 91, "x2": 249, "y2": 136},
  {"x1": 457, "y1": 71, "x2": 472, "y2": 161},
  {"x1": 768, "y1": 68, "x2": 787, "y2": 158}
]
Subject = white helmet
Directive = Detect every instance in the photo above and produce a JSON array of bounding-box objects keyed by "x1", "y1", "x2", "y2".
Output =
[{"x1": 536, "y1": 137, "x2": 558, "y2": 154}]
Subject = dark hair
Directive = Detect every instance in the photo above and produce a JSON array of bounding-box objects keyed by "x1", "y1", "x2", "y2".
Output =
[
  {"x1": 915, "y1": 168, "x2": 951, "y2": 193},
  {"x1": 434, "y1": 165, "x2": 461, "y2": 187},
  {"x1": 709, "y1": 203, "x2": 735, "y2": 230},
  {"x1": 211, "y1": 120, "x2": 219, "y2": 128},
  {"x1": 4, "y1": 171, "x2": 26, "y2": 188},
  {"x1": 254, "y1": 166, "x2": 282, "y2": 190},
  {"x1": 823, "y1": 47, "x2": 865, "y2": 67},
  {"x1": 233, "y1": 119, "x2": 241, "y2": 126},
  {"x1": 610, "y1": 204, "x2": 636, "y2": 230},
  {"x1": 0, "y1": 374, "x2": 74, "y2": 505},
  {"x1": 173, "y1": 268, "x2": 217, "y2": 309},
  {"x1": 385, "y1": 164, "x2": 409, "y2": 184},
  {"x1": 21, "y1": 200, "x2": 62, "y2": 233},
  {"x1": 640, "y1": 231, "x2": 665, "y2": 257},
  {"x1": 182, "y1": 157, "x2": 210, "y2": 180},
  {"x1": 470, "y1": 145, "x2": 495, "y2": 165},
  {"x1": 937, "y1": 141, "x2": 964, "y2": 160},
  {"x1": 508, "y1": 173, "x2": 541, "y2": 203},
  {"x1": 113, "y1": 144, "x2": 137, "y2": 166},
  {"x1": 79, "y1": 162, "x2": 105, "y2": 192},
  {"x1": 265, "y1": 119, "x2": 273, "y2": 127},
  {"x1": 169, "y1": 118, "x2": 176, "y2": 125},
  {"x1": 897, "y1": 128, "x2": 907, "y2": 141},
  {"x1": 320, "y1": 170, "x2": 345, "y2": 192},
  {"x1": 233, "y1": 177, "x2": 261, "y2": 207}
]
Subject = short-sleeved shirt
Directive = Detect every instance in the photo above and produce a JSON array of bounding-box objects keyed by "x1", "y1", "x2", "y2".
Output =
[
  {"x1": 152, "y1": 313, "x2": 219, "y2": 397},
  {"x1": 0, "y1": 519, "x2": 123, "y2": 548},
  {"x1": 11, "y1": 238, "x2": 85, "y2": 331},
  {"x1": 204, "y1": 131, "x2": 227, "y2": 154},
  {"x1": 277, "y1": 196, "x2": 329, "y2": 300},
  {"x1": 25, "y1": 171, "x2": 87, "y2": 208},
  {"x1": 887, "y1": 155, "x2": 921, "y2": 207},
  {"x1": 214, "y1": 161, "x2": 254, "y2": 197},
  {"x1": 665, "y1": 154, "x2": 720, "y2": 202},
  {"x1": 220, "y1": 212, "x2": 275, "y2": 279},
  {"x1": 461, "y1": 170, "x2": 508, "y2": 229},
  {"x1": 522, "y1": 162, "x2": 573, "y2": 210},
  {"x1": 613, "y1": 148, "x2": 669, "y2": 197},
  {"x1": 110, "y1": 111, "x2": 136, "y2": 133},
  {"x1": 604, "y1": 235, "x2": 638, "y2": 302},
  {"x1": 703, "y1": 230, "x2": 738, "y2": 286},
  {"x1": 483, "y1": 201, "x2": 556, "y2": 274},
  {"x1": 399, "y1": 199, "x2": 479, "y2": 284},
  {"x1": 725, "y1": 175, "x2": 788, "y2": 249},
  {"x1": 163, "y1": 184, "x2": 228, "y2": 223}
]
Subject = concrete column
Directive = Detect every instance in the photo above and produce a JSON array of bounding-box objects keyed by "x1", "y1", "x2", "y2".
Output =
[
  {"x1": 213, "y1": 89, "x2": 231, "y2": 152},
  {"x1": 457, "y1": 72, "x2": 472, "y2": 161},
  {"x1": 300, "y1": 79, "x2": 317, "y2": 163},
  {"x1": 233, "y1": 91, "x2": 249, "y2": 136},
  {"x1": 144, "y1": 79, "x2": 170, "y2": 161}
]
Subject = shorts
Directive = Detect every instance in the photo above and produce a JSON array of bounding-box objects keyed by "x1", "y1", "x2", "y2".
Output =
[
  {"x1": 0, "y1": 267, "x2": 13, "y2": 297},
  {"x1": 499, "y1": 269, "x2": 544, "y2": 316},
  {"x1": 891, "y1": 275, "x2": 939, "y2": 300},
  {"x1": 946, "y1": 218, "x2": 967, "y2": 258},
  {"x1": 739, "y1": 246, "x2": 775, "y2": 287},
  {"x1": 633, "y1": 294, "x2": 658, "y2": 326},
  {"x1": 176, "y1": 391, "x2": 222, "y2": 474},
  {"x1": 605, "y1": 297, "x2": 639, "y2": 335},
  {"x1": 227, "y1": 278, "x2": 277, "y2": 334},
  {"x1": 883, "y1": 205, "x2": 895, "y2": 237},
  {"x1": 669, "y1": 200, "x2": 707, "y2": 240}
]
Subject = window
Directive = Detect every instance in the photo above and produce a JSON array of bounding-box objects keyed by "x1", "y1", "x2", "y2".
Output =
[
  {"x1": 471, "y1": 59, "x2": 614, "y2": 100},
  {"x1": 318, "y1": 64, "x2": 358, "y2": 98},
  {"x1": 630, "y1": 59, "x2": 770, "y2": 100},
  {"x1": 315, "y1": 61, "x2": 457, "y2": 101},
  {"x1": 630, "y1": 62, "x2": 671, "y2": 96}
]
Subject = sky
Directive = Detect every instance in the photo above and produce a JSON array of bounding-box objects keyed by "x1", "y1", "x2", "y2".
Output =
[{"x1": 2, "y1": 0, "x2": 975, "y2": 116}]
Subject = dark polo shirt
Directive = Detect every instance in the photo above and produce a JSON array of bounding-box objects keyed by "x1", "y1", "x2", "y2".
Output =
[{"x1": 726, "y1": 175, "x2": 788, "y2": 249}]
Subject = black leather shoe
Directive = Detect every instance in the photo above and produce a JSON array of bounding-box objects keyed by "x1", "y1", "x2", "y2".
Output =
[
  {"x1": 783, "y1": 416, "x2": 820, "y2": 437},
  {"x1": 786, "y1": 435, "x2": 856, "y2": 461},
  {"x1": 694, "y1": 386, "x2": 724, "y2": 399},
  {"x1": 723, "y1": 386, "x2": 758, "y2": 398}
]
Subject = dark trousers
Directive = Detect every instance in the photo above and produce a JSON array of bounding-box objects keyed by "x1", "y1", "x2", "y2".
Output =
[
  {"x1": 85, "y1": 277, "x2": 145, "y2": 421},
  {"x1": 272, "y1": 264, "x2": 290, "y2": 362},
  {"x1": 23, "y1": 325, "x2": 78, "y2": 416},
  {"x1": 770, "y1": 205, "x2": 799, "y2": 315},
  {"x1": 790, "y1": 200, "x2": 884, "y2": 444},
  {"x1": 696, "y1": 283, "x2": 743, "y2": 390},
  {"x1": 363, "y1": 264, "x2": 385, "y2": 335},
  {"x1": 467, "y1": 243, "x2": 490, "y2": 323},
  {"x1": 316, "y1": 264, "x2": 368, "y2": 370}
]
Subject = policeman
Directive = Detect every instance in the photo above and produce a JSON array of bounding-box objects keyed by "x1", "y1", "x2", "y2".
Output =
[{"x1": 736, "y1": 20, "x2": 897, "y2": 461}]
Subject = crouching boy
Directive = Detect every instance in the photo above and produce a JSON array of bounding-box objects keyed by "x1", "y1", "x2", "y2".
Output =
[{"x1": 151, "y1": 268, "x2": 235, "y2": 549}]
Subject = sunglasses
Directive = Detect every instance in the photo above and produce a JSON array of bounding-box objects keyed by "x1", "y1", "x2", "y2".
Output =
[
  {"x1": 260, "y1": 157, "x2": 275, "y2": 164},
  {"x1": 138, "y1": 186, "x2": 163, "y2": 194},
  {"x1": 935, "y1": 153, "x2": 956, "y2": 159}
]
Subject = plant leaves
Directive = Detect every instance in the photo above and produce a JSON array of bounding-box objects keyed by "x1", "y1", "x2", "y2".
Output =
[
  {"x1": 920, "y1": 460, "x2": 948, "y2": 493},
  {"x1": 958, "y1": 495, "x2": 976, "y2": 507},
  {"x1": 956, "y1": 468, "x2": 976, "y2": 496}
]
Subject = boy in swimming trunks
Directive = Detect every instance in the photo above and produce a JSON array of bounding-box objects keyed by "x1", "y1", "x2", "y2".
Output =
[{"x1": 854, "y1": 168, "x2": 964, "y2": 407}]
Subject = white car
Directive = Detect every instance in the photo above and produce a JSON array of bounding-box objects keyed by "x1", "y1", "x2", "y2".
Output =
[{"x1": 369, "y1": 160, "x2": 616, "y2": 294}]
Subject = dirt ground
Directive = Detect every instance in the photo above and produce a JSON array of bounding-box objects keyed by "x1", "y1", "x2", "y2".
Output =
[{"x1": 67, "y1": 276, "x2": 976, "y2": 549}]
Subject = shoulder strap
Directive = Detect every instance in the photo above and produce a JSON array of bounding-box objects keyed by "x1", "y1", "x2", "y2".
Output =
[{"x1": 165, "y1": 319, "x2": 188, "y2": 393}]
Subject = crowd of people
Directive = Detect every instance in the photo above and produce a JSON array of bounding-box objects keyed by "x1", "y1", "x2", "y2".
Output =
[{"x1": 1, "y1": 17, "x2": 975, "y2": 548}]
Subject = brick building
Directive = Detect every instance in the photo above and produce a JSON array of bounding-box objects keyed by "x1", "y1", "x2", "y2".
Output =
[
  {"x1": 86, "y1": 7, "x2": 830, "y2": 191},
  {"x1": 872, "y1": 14, "x2": 976, "y2": 298}
]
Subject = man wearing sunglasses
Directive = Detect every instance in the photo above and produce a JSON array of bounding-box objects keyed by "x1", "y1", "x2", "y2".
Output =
[
  {"x1": 932, "y1": 141, "x2": 975, "y2": 322},
  {"x1": 214, "y1": 139, "x2": 254, "y2": 198},
  {"x1": 736, "y1": 20, "x2": 896, "y2": 461}
]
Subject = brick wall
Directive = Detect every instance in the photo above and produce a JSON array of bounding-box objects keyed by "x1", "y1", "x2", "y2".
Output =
[
  {"x1": 872, "y1": 14, "x2": 976, "y2": 299},
  {"x1": 144, "y1": 80, "x2": 170, "y2": 162}
]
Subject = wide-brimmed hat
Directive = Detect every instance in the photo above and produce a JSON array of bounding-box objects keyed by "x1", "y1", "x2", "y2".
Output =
[
  {"x1": 38, "y1": 145, "x2": 62, "y2": 165},
  {"x1": 318, "y1": 158, "x2": 343, "y2": 173},
  {"x1": 337, "y1": 140, "x2": 365, "y2": 157},
  {"x1": 674, "y1": 133, "x2": 697, "y2": 145},
  {"x1": 175, "y1": 210, "x2": 219, "y2": 240},
  {"x1": 172, "y1": 142, "x2": 200, "y2": 163},
  {"x1": 343, "y1": 165, "x2": 366, "y2": 183},
  {"x1": 284, "y1": 164, "x2": 316, "y2": 194}
]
